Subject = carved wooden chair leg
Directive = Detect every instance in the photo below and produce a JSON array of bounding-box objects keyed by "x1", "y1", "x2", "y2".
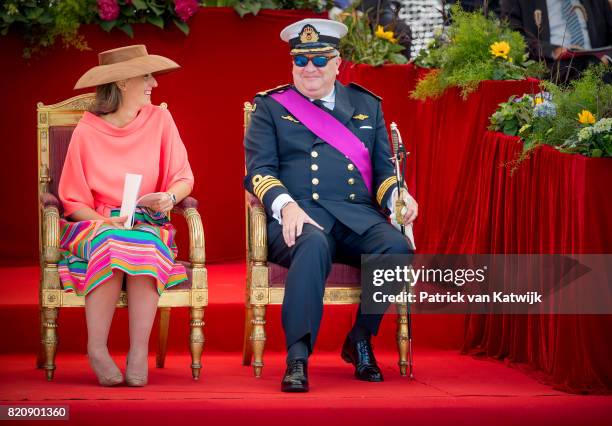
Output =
[
  {"x1": 396, "y1": 302, "x2": 409, "y2": 376},
  {"x1": 189, "y1": 307, "x2": 205, "y2": 380},
  {"x1": 242, "y1": 305, "x2": 254, "y2": 366},
  {"x1": 251, "y1": 305, "x2": 266, "y2": 377},
  {"x1": 42, "y1": 307, "x2": 59, "y2": 381},
  {"x1": 156, "y1": 307, "x2": 171, "y2": 368},
  {"x1": 37, "y1": 305, "x2": 45, "y2": 368}
]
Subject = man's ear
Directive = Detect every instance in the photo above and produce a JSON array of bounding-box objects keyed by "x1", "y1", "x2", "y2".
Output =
[{"x1": 336, "y1": 56, "x2": 342, "y2": 74}]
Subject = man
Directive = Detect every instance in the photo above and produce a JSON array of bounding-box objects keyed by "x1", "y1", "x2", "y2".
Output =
[
  {"x1": 501, "y1": 0, "x2": 612, "y2": 80},
  {"x1": 243, "y1": 18, "x2": 418, "y2": 393}
]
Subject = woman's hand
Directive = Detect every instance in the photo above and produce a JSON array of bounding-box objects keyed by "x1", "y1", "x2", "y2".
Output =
[
  {"x1": 150, "y1": 193, "x2": 174, "y2": 214},
  {"x1": 103, "y1": 216, "x2": 128, "y2": 228},
  {"x1": 140, "y1": 192, "x2": 174, "y2": 214}
]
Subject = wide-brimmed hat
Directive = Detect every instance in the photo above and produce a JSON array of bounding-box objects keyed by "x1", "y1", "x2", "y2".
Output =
[
  {"x1": 280, "y1": 19, "x2": 348, "y2": 55},
  {"x1": 74, "y1": 45, "x2": 180, "y2": 90}
]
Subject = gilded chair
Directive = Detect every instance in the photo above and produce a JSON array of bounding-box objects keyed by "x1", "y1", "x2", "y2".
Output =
[
  {"x1": 37, "y1": 93, "x2": 207, "y2": 381},
  {"x1": 241, "y1": 101, "x2": 410, "y2": 377}
]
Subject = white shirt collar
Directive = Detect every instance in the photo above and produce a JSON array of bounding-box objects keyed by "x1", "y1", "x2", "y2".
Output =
[
  {"x1": 308, "y1": 87, "x2": 336, "y2": 110},
  {"x1": 319, "y1": 87, "x2": 335, "y2": 104},
  {"x1": 308, "y1": 87, "x2": 335, "y2": 103}
]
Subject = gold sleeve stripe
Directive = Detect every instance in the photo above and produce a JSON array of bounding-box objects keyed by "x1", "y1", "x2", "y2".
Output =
[
  {"x1": 253, "y1": 175, "x2": 285, "y2": 200},
  {"x1": 254, "y1": 178, "x2": 280, "y2": 196},
  {"x1": 256, "y1": 181, "x2": 283, "y2": 200},
  {"x1": 376, "y1": 176, "x2": 398, "y2": 205}
]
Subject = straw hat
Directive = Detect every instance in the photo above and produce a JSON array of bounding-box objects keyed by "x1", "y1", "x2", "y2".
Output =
[{"x1": 74, "y1": 45, "x2": 180, "y2": 90}]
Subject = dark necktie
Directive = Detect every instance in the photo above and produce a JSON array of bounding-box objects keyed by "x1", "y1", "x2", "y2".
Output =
[{"x1": 313, "y1": 99, "x2": 328, "y2": 110}]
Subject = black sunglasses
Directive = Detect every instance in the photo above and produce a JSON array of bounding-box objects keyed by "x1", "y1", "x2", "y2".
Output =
[{"x1": 293, "y1": 55, "x2": 338, "y2": 68}]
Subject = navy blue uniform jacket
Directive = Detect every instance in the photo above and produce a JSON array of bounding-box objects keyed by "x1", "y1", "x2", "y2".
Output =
[{"x1": 244, "y1": 81, "x2": 400, "y2": 235}]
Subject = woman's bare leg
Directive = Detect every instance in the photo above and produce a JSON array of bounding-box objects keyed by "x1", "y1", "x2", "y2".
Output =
[
  {"x1": 85, "y1": 271, "x2": 124, "y2": 385},
  {"x1": 126, "y1": 275, "x2": 159, "y2": 385}
]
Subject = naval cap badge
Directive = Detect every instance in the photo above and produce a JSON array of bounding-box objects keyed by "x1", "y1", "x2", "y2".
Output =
[{"x1": 299, "y1": 25, "x2": 320, "y2": 44}]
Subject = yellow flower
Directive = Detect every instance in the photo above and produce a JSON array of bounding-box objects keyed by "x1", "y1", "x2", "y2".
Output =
[
  {"x1": 375, "y1": 25, "x2": 398, "y2": 44},
  {"x1": 577, "y1": 110, "x2": 596, "y2": 125},
  {"x1": 490, "y1": 41, "x2": 511, "y2": 59},
  {"x1": 534, "y1": 97, "x2": 544, "y2": 105}
]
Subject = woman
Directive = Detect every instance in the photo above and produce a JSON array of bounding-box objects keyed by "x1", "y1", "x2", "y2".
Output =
[{"x1": 58, "y1": 45, "x2": 194, "y2": 387}]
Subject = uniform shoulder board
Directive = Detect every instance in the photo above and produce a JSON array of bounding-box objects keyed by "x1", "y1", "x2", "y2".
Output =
[
  {"x1": 256, "y1": 84, "x2": 291, "y2": 97},
  {"x1": 348, "y1": 82, "x2": 382, "y2": 101}
]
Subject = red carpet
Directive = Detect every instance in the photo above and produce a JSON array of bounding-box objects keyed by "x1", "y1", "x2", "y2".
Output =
[
  {"x1": 2, "y1": 264, "x2": 610, "y2": 425},
  {"x1": 1, "y1": 352, "x2": 610, "y2": 426},
  {"x1": 0, "y1": 264, "x2": 465, "y2": 354}
]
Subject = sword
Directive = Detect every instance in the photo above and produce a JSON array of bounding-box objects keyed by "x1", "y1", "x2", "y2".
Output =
[{"x1": 390, "y1": 122, "x2": 415, "y2": 379}]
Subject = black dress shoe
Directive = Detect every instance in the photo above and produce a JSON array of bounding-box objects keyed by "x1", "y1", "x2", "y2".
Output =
[
  {"x1": 281, "y1": 359, "x2": 309, "y2": 392},
  {"x1": 341, "y1": 336, "x2": 384, "y2": 382}
]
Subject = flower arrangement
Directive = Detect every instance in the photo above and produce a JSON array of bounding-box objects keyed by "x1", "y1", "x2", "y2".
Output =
[
  {"x1": 559, "y1": 117, "x2": 612, "y2": 157},
  {"x1": 411, "y1": 5, "x2": 544, "y2": 100},
  {"x1": 1, "y1": 0, "x2": 93, "y2": 58},
  {"x1": 489, "y1": 65, "x2": 612, "y2": 158},
  {"x1": 1, "y1": 0, "x2": 205, "y2": 57},
  {"x1": 337, "y1": 7, "x2": 408, "y2": 66},
  {"x1": 227, "y1": 0, "x2": 330, "y2": 18},
  {"x1": 1, "y1": 0, "x2": 331, "y2": 57},
  {"x1": 95, "y1": 0, "x2": 204, "y2": 37}
]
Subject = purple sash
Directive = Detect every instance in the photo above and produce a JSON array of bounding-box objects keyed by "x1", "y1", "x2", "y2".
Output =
[{"x1": 270, "y1": 88, "x2": 373, "y2": 194}]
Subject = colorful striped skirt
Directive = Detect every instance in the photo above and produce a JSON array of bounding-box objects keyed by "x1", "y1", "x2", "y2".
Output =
[{"x1": 58, "y1": 209, "x2": 187, "y2": 296}]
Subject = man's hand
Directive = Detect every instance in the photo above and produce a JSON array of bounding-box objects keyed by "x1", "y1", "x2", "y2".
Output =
[
  {"x1": 281, "y1": 202, "x2": 324, "y2": 247},
  {"x1": 392, "y1": 188, "x2": 418, "y2": 225},
  {"x1": 552, "y1": 46, "x2": 569, "y2": 60}
]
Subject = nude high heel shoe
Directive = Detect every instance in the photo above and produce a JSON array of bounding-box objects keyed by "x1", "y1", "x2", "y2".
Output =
[
  {"x1": 88, "y1": 351, "x2": 124, "y2": 387},
  {"x1": 125, "y1": 353, "x2": 148, "y2": 387}
]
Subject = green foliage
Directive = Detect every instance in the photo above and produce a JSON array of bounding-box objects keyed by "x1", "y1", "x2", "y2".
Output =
[
  {"x1": 537, "y1": 66, "x2": 612, "y2": 149},
  {"x1": 94, "y1": 0, "x2": 205, "y2": 38},
  {"x1": 489, "y1": 65, "x2": 612, "y2": 158},
  {"x1": 1, "y1": 0, "x2": 95, "y2": 58},
  {"x1": 410, "y1": 69, "x2": 445, "y2": 99},
  {"x1": 489, "y1": 95, "x2": 534, "y2": 136},
  {"x1": 2, "y1": 0, "x2": 333, "y2": 56},
  {"x1": 338, "y1": 7, "x2": 408, "y2": 66},
  {"x1": 1, "y1": 0, "x2": 204, "y2": 56},
  {"x1": 411, "y1": 5, "x2": 544, "y2": 100},
  {"x1": 208, "y1": 0, "x2": 330, "y2": 18},
  {"x1": 558, "y1": 118, "x2": 612, "y2": 157},
  {"x1": 413, "y1": 30, "x2": 446, "y2": 69}
]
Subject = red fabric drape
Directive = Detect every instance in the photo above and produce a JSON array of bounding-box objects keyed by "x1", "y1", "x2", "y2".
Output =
[
  {"x1": 338, "y1": 68, "x2": 611, "y2": 392},
  {"x1": 462, "y1": 133, "x2": 612, "y2": 394},
  {"x1": 1, "y1": 8, "x2": 610, "y2": 392},
  {"x1": 0, "y1": 7, "x2": 322, "y2": 264}
]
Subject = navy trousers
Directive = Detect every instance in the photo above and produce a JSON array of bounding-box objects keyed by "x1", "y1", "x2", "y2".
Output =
[{"x1": 267, "y1": 218, "x2": 413, "y2": 353}]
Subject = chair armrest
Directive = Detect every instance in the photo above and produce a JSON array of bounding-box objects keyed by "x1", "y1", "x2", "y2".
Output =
[
  {"x1": 40, "y1": 192, "x2": 61, "y2": 210},
  {"x1": 176, "y1": 196, "x2": 199, "y2": 210},
  {"x1": 246, "y1": 192, "x2": 263, "y2": 209},
  {"x1": 246, "y1": 192, "x2": 268, "y2": 263},
  {"x1": 39, "y1": 192, "x2": 62, "y2": 265},
  {"x1": 172, "y1": 196, "x2": 206, "y2": 271}
]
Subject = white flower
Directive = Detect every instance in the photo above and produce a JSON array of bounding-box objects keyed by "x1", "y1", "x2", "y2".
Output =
[
  {"x1": 592, "y1": 118, "x2": 612, "y2": 134},
  {"x1": 578, "y1": 126, "x2": 594, "y2": 142}
]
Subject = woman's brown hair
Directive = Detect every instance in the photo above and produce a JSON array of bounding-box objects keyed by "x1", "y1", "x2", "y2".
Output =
[{"x1": 90, "y1": 82, "x2": 122, "y2": 115}]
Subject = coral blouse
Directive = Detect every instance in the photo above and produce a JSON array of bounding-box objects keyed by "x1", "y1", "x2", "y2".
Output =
[{"x1": 59, "y1": 104, "x2": 194, "y2": 217}]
